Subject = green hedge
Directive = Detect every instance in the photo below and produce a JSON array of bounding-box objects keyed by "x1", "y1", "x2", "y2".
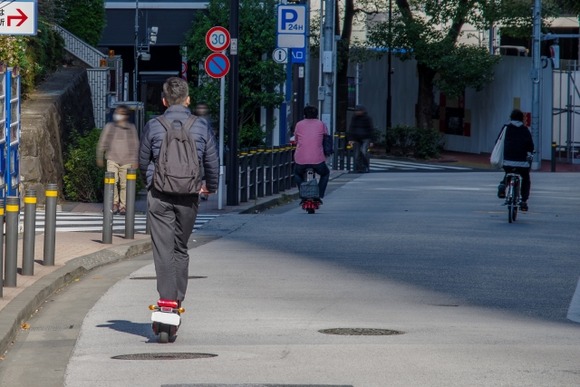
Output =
[
  {"x1": 63, "y1": 128, "x2": 105, "y2": 202},
  {"x1": 386, "y1": 125, "x2": 445, "y2": 159}
]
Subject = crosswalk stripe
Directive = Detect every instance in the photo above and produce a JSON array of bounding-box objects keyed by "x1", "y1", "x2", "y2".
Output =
[
  {"x1": 369, "y1": 159, "x2": 472, "y2": 172},
  {"x1": 19, "y1": 213, "x2": 219, "y2": 233}
]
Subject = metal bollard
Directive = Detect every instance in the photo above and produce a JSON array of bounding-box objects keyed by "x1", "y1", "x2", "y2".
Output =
[
  {"x1": 125, "y1": 168, "x2": 137, "y2": 239},
  {"x1": 22, "y1": 189, "x2": 37, "y2": 276},
  {"x1": 102, "y1": 171, "x2": 114, "y2": 244},
  {"x1": 4, "y1": 196, "x2": 19, "y2": 287},
  {"x1": 43, "y1": 184, "x2": 58, "y2": 266},
  {"x1": 551, "y1": 142, "x2": 557, "y2": 172},
  {"x1": 0, "y1": 199, "x2": 4, "y2": 297}
]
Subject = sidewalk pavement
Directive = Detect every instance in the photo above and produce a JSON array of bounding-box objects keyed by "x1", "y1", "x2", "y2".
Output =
[
  {"x1": 0, "y1": 172, "x2": 332, "y2": 355},
  {"x1": 0, "y1": 152, "x2": 577, "y2": 355}
]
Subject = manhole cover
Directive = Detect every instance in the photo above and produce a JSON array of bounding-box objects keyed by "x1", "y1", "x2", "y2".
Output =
[
  {"x1": 130, "y1": 275, "x2": 207, "y2": 280},
  {"x1": 112, "y1": 352, "x2": 217, "y2": 360},
  {"x1": 318, "y1": 328, "x2": 404, "y2": 336}
]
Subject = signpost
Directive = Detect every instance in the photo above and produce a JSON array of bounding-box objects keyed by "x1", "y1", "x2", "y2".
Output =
[
  {"x1": 205, "y1": 26, "x2": 231, "y2": 53},
  {"x1": 204, "y1": 26, "x2": 231, "y2": 209},
  {"x1": 0, "y1": 0, "x2": 37, "y2": 36},
  {"x1": 276, "y1": 4, "x2": 306, "y2": 49},
  {"x1": 272, "y1": 48, "x2": 288, "y2": 64},
  {"x1": 204, "y1": 52, "x2": 230, "y2": 79}
]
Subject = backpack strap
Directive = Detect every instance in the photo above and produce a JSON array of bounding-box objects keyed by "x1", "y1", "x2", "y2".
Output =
[{"x1": 156, "y1": 115, "x2": 198, "y2": 133}]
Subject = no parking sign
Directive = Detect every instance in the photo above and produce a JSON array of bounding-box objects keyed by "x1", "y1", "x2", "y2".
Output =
[{"x1": 204, "y1": 53, "x2": 230, "y2": 79}]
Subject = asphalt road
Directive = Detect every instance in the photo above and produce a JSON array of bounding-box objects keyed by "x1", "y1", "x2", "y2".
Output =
[{"x1": 2, "y1": 171, "x2": 580, "y2": 387}]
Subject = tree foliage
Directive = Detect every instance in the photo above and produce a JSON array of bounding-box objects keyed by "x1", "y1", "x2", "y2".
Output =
[
  {"x1": 184, "y1": 0, "x2": 285, "y2": 144},
  {"x1": 58, "y1": 0, "x2": 106, "y2": 46}
]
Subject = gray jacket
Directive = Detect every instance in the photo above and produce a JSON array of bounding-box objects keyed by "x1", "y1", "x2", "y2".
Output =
[{"x1": 139, "y1": 105, "x2": 219, "y2": 193}]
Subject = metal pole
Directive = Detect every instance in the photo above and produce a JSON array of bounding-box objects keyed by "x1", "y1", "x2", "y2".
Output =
[
  {"x1": 43, "y1": 183, "x2": 57, "y2": 266},
  {"x1": 227, "y1": 0, "x2": 240, "y2": 206},
  {"x1": 125, "y1": 168, "x2": 137, "y2": 239},
  {"x1": 22, "y1": 189, "x2": 37, "y2": 276},
  {"x1": 4, "y1": 196, "x2": 19, "y2": 287},
  {"x1": 0, "y1": 199, "x2": 4, "y2": 297},
  {"x1": 102, "y1": 171, "x2": 114, "y2": 244},
  {"x1": 386, "y1": 0, "x2": 393, "y2": 150},
  {"x1": 321, "y1": 0, "x2": 335, "y2": 134},
  {"x1": 531, "y1": 0, "x2": 542, "y2": 170},
  {"x1": 218, "y1": 75, "x2": 225, "y2": 210},
  {"x1": 133, "y1": 0, "x2": 139, "y2": 101},
  {"x1": 304, "y1": 0, "x2": 311, "y2": 106}
]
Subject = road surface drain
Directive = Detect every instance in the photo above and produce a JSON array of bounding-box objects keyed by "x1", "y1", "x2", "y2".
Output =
[
  {"x1": 112, "y1": 352, "x2": 217, "y2": 360},
  {"x1": 130, "y1": 275, "x2": 207, "y2": 280},
  {"x1": 319, "y1": 328, "x2": 404, "y2": 336}
]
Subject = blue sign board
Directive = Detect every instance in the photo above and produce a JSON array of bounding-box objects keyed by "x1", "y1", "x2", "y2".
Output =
[{"x1": 277, "y1": 5, "x2": 306, "y2": 49}]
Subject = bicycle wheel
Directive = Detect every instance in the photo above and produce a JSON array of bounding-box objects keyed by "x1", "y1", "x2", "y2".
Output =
[
  {"x1": 506, "y1": 184, "x2": 515, "y2": 223},
  {"x1": 512, "y1": 183, "x2": 519, "y2": 222}
]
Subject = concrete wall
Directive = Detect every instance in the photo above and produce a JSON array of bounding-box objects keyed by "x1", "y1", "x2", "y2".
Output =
[{"x1": 20, "y1": 67, "x2": 95, "y2": 203}]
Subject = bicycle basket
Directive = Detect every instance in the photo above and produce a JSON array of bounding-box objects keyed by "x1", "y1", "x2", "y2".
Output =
[{"x1": 299, "y1": 179, "x2": 319, "y2": 199}]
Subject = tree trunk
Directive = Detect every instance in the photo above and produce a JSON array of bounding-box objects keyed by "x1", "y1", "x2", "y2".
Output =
[
  {"x1": 416, "y1": 63, "x2": 436, "y2": 129},
  {"x1": 336, "y1": 0, "x2": 354, "y2": 133}
]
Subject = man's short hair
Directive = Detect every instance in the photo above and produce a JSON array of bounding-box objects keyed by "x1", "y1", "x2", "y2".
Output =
[
  {"x1": 162, "y1": 77, "x2": 189, "y2": 106},
  {"x1": 510, "y1": 109, "x2": 524, "y2": 122},
  {"x1": 304, "y1": 105, "x2": 318, "y2": 119}
]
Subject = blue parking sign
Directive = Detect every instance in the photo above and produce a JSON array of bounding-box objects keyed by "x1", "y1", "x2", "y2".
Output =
[{"x1": 277, "y1": 5, "x2": 306, "y2": 49}]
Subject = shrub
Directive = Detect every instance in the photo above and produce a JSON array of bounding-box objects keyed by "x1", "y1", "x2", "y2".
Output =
[
  {"x1": 386, "y1": 125, "x2": 444, "y2": 159},
  {"x1": 63, "y1": 128, "x2": 104, "y2": 202},
  {"x1": 240, "y1": 123, "x2": 266, "y2": 148},
  {"x1": 59, "y1": 0, "x2": 106, "y2": 46}
]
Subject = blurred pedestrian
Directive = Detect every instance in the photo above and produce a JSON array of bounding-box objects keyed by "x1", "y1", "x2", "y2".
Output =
[
  {"x1": 194, "y1": 102, "x2": 212, "y2": 200},
  {"x1": 96, "y1": 105, "x2": 139, "y2": 215},
  {"x1": 347, "y1": 105, "x2": 374, "y2": 173}
]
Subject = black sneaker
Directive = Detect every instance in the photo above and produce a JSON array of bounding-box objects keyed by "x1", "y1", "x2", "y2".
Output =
[
  {"x1": 497, "y1": 184, "x2": 506, "y2": 199},
  {"x1": 519, "y1": 201, "x2": 528, "y2": 212}
]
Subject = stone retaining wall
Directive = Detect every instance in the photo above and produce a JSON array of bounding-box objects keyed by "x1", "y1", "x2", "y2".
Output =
[{"x1": 20, "y1": 67, "x2": 95, "y2": 203}]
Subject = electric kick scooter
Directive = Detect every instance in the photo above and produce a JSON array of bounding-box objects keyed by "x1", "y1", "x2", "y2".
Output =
[{"x1": 149, "y1": 299, "x2": 185, "y2": 343}]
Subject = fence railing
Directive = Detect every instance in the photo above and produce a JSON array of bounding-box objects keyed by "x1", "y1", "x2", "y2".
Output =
[
  {"x1": 53, "y1": 25, "x2": 106, "y2": 68},
  {"x1": 235, "y1": 138, "x2": 355, "y2": 204}
]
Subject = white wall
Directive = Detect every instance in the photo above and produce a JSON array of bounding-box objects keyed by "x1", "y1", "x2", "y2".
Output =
[{"x1": 350, "y1": 55, "x2": 555, "y2": 160}]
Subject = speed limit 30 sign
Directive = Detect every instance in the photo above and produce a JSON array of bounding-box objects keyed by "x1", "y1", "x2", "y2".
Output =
[{"x1": 205, "y1": 26, "x2": 231, "y2": 52}]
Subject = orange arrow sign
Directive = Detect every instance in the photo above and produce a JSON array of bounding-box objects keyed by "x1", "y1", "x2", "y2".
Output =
[{"x1": 8, "y1": 8, "x2": 28, "y2": 27}]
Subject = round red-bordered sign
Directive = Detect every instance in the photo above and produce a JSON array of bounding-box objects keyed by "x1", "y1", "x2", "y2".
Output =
[
  {"x1": 204, "y1": 52, "x2": 230, "y2": 78},
  {"x1": 205, "y1": 26, "x2": 231, "y2": 52}
]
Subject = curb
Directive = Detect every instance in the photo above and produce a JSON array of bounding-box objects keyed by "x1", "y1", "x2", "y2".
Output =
[{"x1": 0, "y1": 238, "x2": 152, "y2": 356}]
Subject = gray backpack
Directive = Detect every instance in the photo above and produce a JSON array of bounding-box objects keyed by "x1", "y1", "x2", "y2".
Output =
[{"x1": 153, "y1": 115, "x2": 201, "y2": 195}]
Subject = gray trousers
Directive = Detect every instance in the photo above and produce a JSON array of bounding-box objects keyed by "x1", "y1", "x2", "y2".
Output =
[{"x1": 148, "y1": 188, "x2": 199, "y2": 301}]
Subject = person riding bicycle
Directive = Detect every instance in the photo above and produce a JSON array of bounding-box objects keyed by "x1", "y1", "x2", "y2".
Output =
[
  {"x1": 293, "y1": 105, "x2": 330, "y2": 203},
  {"x1": 497, "y1": 109, "x2": 535, "y2": 211}
]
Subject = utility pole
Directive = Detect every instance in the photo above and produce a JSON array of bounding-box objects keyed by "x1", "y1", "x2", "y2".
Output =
[
  {"x1": 531, "y1": 0, "x2": 541, "y2": 170},
  {"x1": 320, "y1": 0, "x2": 335, "y2": 138},
  {"x1": 227, "y1": 0, "x2": 240, "y2": 205}
]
